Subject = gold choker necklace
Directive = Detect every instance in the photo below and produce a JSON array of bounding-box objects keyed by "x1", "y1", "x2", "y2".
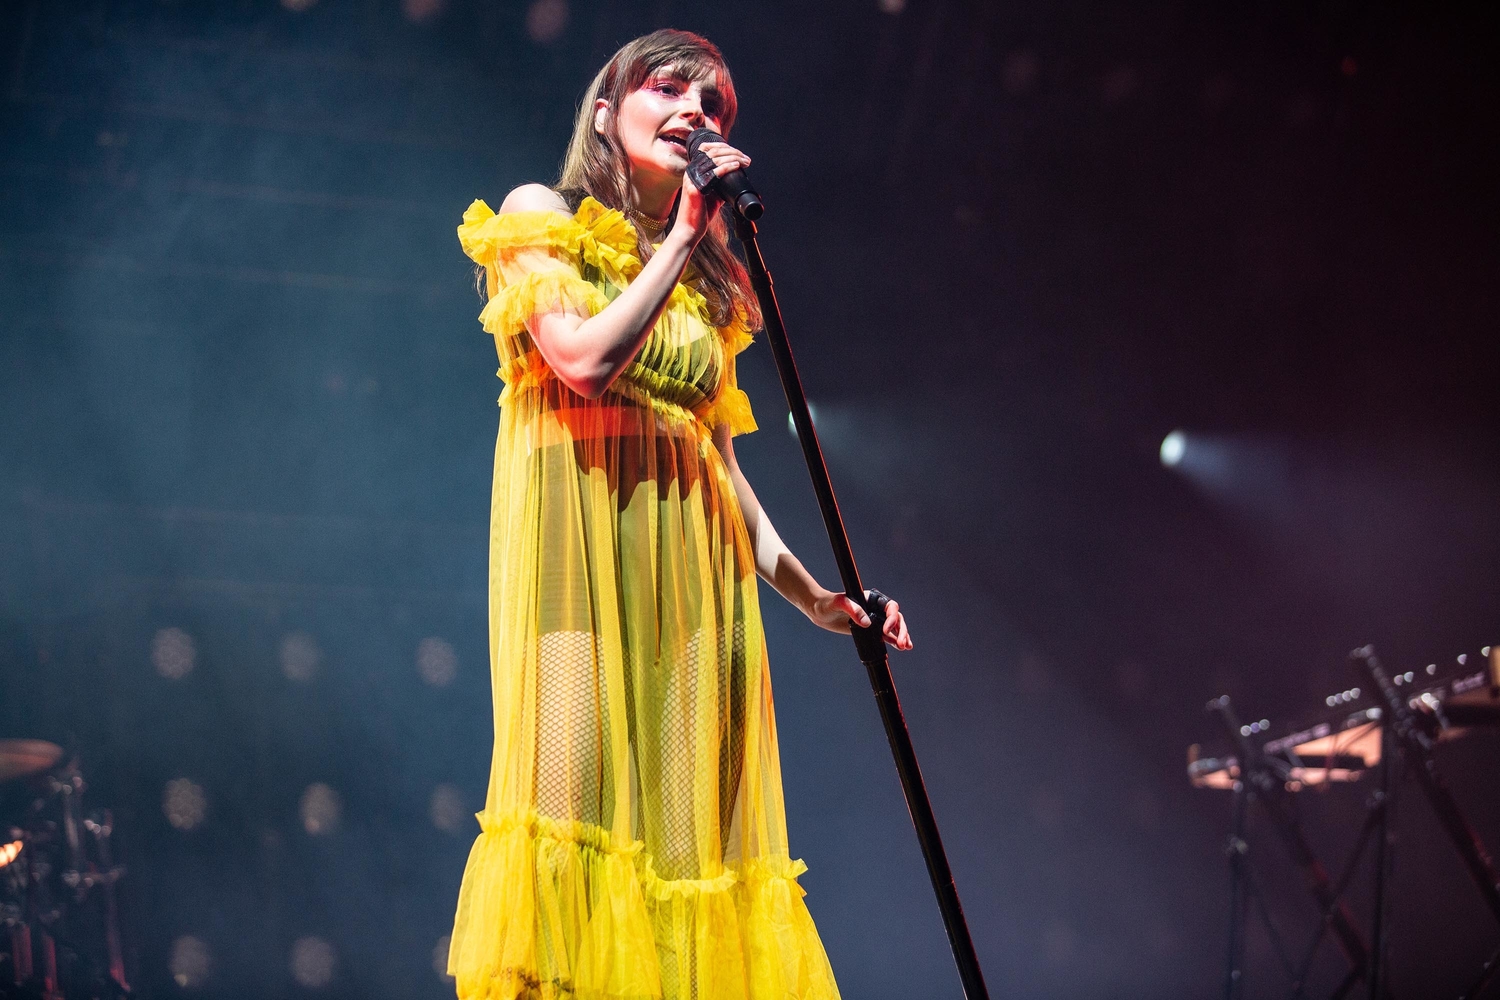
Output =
[{"x1": 630, "y1": 212, "x2": 669, "y2": 239}]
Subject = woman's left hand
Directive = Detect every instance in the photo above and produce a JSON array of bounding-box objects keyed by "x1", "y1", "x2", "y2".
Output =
[{"x1": 807, "y1": 590, "x2": 914, "y2": 651}]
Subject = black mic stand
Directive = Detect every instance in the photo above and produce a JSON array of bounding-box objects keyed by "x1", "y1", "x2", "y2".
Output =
[{"x1": 729, "y1": 209, "x2": 990, "y2": 1000}]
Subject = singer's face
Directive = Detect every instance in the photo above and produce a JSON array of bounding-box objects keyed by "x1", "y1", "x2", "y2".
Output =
[{"x1": 611, "y1": 65, "x2": 726, "y2": 188}]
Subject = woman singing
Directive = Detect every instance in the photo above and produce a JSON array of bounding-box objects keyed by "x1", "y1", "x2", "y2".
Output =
[{"x1": 448, "y1": 29, "x2": 912, "y2": 1000}]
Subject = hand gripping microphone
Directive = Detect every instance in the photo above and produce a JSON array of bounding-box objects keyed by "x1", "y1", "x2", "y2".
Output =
[{"x1": 685, "y1": 127, "x2": 764, "y2": 220}]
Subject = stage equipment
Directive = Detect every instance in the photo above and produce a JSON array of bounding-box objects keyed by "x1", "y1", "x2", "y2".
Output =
[
  {"x1": 0, "y1": 743, "x2": 63, "y2": 786},
  {"x1": 1351, "y1": 646, "x2": 1500, "y2": 1000},
  {"x1": 1204, "y1": 694, "x2": 1386, "y2": 1000},
  {"x1": 1190, "y1": 647, "x2": 1500, "y2": 1000},
  {"x1": 1, "y1": 748, "x2": 130, "y2": 999},
  {"x1": 725, "y1": 195, "x2": 989, "y2": 999}
]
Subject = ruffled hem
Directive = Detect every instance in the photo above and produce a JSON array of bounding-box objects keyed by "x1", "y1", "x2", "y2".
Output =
[
  {"x1": 448, "y1": 811, "x2": 839, "y2": 1000},
  {"x1": 703, "y1": 386, "x2": 758, "y2": 437},
  {"x1": 460, "y1": 200, "x2": 589, "y2": 268},
  {"x1": 719, "y1": 310, "x2": 755, "y2": 358},
  {"x1": 480, "y1": 269, "x2": 611, "y2": 339},
  {"x1": 573, "y1": 198, "x2": 643, "y2": 289}
]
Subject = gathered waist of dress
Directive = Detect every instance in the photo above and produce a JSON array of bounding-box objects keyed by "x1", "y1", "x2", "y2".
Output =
[
  {"x1": 504, "y1": 380, "x2": 715, "y2": 454},
  {"x1": 501, "y1": 354, "x2": 719, "y2": 444}
]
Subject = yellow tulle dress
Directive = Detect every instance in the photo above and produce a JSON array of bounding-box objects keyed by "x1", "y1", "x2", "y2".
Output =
[{"x1": 446, "y1": 194, "x2": 841, "y2": 1000}]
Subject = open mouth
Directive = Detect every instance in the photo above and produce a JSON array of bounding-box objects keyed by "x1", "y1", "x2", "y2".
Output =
[{"x1": 659, "y1": 132, "x2": 689, "y2": 151}]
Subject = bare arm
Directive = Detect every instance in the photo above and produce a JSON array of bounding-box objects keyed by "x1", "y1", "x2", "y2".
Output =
[
  {"x1": 496, "y1": 143, "x2": 745, "y2": 399},
  {"x1": 714, "y1": 424, "x2": 912, "y2": 648},
  {"x1": 497, "y1": 184, "x2": 696, "y2": 399}
]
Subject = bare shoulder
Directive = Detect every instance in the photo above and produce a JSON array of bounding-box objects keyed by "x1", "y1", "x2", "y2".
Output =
[{"x1": 499, "y1": 183, "x2": 570, "y2": 216}]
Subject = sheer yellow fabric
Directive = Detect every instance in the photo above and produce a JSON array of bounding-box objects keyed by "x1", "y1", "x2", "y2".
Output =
[{"x1": 448, "y1": 196, "x2": 839, "y2": 1000}]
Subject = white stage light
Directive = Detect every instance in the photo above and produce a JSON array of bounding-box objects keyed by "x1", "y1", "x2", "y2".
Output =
[
  {"x1": 433, "y1": 936, "x2": 454, "y2": 983},
  {"x1": 153, "y1": 627, "x2": 197, "y2": 680},
  {"x1": 170, "y1": 935, "x2": 211, "y2": 988},
  {"x1": 1160, "y1": 430, "x2": 1186, "y2": 468},
  {"x1": 429, "y1": 784, "x2": 465, "y2": 832},
  {"x1": 417, "y1": 637, "x2": 457, "y2": 686},
  {"x1": 280, "y1": 631, "x2": 321, "y2": 683},
  {"x1": 290, "y1": 937, "x2": 336, "y2": 988},
  {"x1": 300, "y1": 783, "x2": 342, "y2": 836},
  {"x1": 786, "y1": 404, "x2": 818, "y2": 437},
  {"x1": 525, "y1": 0, "x2": 568, "y2": 42},
  {"x1": 163, "y1": 778, "x2": 208, "y2": 831},
  {"x1": 402, "y1": 0, "x2": 445, "y2": 23}
]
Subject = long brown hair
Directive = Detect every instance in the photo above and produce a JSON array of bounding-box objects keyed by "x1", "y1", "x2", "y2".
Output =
[{"x1": 556, "y1": 29, "x2": 760, "y2": 331}]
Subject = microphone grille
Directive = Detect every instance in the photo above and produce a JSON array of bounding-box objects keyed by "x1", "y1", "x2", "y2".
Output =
[{"x1": 686, "y1": 127, "x2": 722, "y2": 156}]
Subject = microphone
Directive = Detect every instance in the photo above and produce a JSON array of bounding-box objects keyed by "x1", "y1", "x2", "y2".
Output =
[{"x1": 686, "y1": 127, "x2": 764, "y2": 220}]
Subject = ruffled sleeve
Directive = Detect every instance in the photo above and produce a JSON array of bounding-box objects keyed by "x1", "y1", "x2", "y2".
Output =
[
  {"x1": 458, "y1": 199, "x2": 609, "y2": 347},
  {"x1": 704, "y1": 310, "x2": 758, "y2": 436}
]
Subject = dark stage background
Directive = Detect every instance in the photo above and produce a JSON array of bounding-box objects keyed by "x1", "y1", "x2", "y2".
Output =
[{"x1": 1, "y1": 0, "x2": 1497, "y2": 997}]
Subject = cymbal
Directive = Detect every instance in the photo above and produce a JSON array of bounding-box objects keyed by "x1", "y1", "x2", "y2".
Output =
[{"x1": 0, "y1": 739, "x2": 64, "y2": 783}]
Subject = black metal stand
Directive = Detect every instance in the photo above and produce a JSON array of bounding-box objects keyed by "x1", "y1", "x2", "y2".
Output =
[
  {"x1": 1352, "y1": 647, "x2": 1500, "y2": 1000},
  {"x1": 1223, "y1": 776, "x2": 1304, "y2": 999},
  {"x1": 1210, "y1": 696, "x2": 1393, "y2": 1000},
  {"x1": 732, "y1": 212, "x2": 991, "y2": 1000},
  {"x1": 1367, "y1": 723, "x2": 1398, "y2": 1000},
  {"x1": 1226, "y1": 779, "x2": 1250, "y2": 1000}
]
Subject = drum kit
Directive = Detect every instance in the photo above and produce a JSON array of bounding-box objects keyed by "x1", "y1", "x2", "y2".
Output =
[
  {"x1": 0, "y1": 741, "x2": 129, "y2": 1000},
  {"x1": 1190, "y1": 645, "x2": 1500, "y2": 1000}
]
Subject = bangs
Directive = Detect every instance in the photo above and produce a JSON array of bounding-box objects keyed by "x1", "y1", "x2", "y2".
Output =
[{"x1": 620, "y1": 45, "x2": 738, "y2": 132}]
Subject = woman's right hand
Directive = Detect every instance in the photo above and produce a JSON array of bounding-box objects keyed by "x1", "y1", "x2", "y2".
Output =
[
  {"x1": 805, "y1": 588, "x2": 914, "y2": 650},
  {"x1": 672, "y1": 140, "x2": 751, "y2": 245}
]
